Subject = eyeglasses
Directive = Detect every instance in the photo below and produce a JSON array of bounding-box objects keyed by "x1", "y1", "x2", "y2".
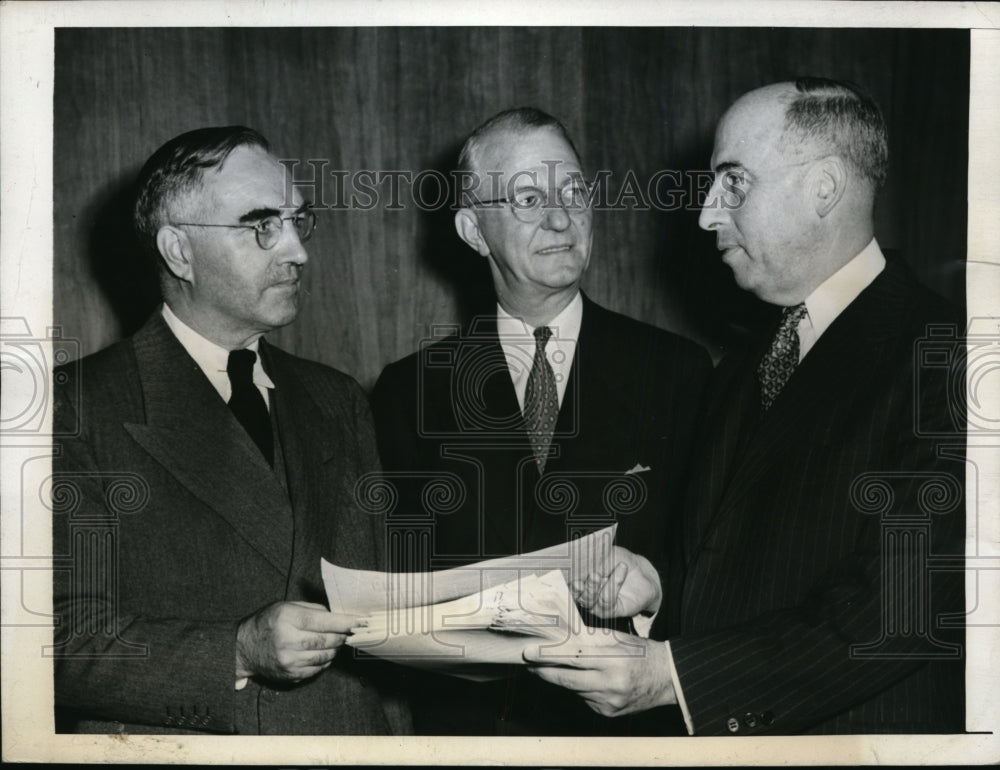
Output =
[
  {"x1": 472, "y1": 182, "x2": 592, "y2": 223},
  {"x1": 174, "y1": 209, "x2": 316, "y2": 250}
]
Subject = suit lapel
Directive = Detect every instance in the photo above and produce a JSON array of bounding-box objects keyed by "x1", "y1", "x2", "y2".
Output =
[
  {"x1": 695, "y1": 263, "x2": 912, "y2": 552},
  {"x1": 452, "y1": 315, "x2": 545, "y2": 553},
  {"x1": 683, "y1": 343, "x2": 761, "y2": 561},
  {"x1": 462, "y1": 314, "x2": 527, "y2": 434},
  {"x1": 123, "y1": 315, "x2": 294, "y2": 574}
]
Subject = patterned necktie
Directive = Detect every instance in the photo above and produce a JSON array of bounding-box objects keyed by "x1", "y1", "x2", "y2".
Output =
[
  {"x1": 523, "y1": 326, "x2": 559, "y2": 473},
  {"x1": 226, "y1": 349, "x2": 274, "y2": 466},
  {"x1": 757, "y1": 303, "x2": 808, "y2": 412}
]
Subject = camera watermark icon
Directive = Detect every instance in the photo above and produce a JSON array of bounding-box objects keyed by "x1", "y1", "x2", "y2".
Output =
[
  {"x1": 416, "y1": 316, "x2": 580, "y2": 439},
  {"x1": 915, "y1": 320, "x2": 1000, "y2": 437},
  {"x1": 0, "y1": 317, "x2": 80, "y2": 436}
]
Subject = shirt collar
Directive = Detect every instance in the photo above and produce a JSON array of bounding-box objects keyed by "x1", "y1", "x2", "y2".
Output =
[
  {"x1": 495, "y1": 291, "x2": 584, "y2": 343},
  {"x1": 160, "y1": 303, "x2": 275, "y2": 392},
  {"x1": 803, "y1": 238, "x2": 886, "y2": 340}
]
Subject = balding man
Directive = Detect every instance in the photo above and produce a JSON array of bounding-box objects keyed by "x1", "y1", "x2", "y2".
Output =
[
  {"x1": 527, "y1": 79, "x2": 965, "y2": 735},
  {"x1": 372, "y1": 107, "x2": 710, "y2": 735}
]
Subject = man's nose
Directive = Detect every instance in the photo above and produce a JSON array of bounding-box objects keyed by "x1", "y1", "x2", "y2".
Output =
[
  {"x1": 698, "y1": 176, "x2": 726, "y2": 231},
  {"x1": 540, "y1": 202, "x2": 572, "y2": 231},
  {"x1": 278, "y1": 223, "x2": 309, "y2": 266}
]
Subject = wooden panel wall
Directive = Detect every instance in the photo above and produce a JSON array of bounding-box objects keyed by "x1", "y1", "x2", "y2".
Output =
[{"x1": 54, "y1": 28, "x2": 969, "y2": 386}]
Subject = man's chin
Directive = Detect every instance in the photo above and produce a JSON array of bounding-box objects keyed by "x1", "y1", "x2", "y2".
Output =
[{"x1": 262, "y1": 304, "x2": 300, "y2": 331}]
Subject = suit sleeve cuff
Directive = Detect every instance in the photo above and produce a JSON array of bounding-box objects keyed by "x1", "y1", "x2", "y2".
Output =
[{"x1": 664, "y1": 640, "x2": 694, "y2": 735}]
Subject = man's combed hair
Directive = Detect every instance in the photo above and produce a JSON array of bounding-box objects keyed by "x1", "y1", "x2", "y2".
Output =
[
  {"x1": 784, "y1": 77, "x2": 889, "y2": 190},
  {"x1": 133, "y1": 125, "x2": 270, "y2": 259},
  {"x1": 457, "y1": 106, "x2": 580, "y2": 181}
]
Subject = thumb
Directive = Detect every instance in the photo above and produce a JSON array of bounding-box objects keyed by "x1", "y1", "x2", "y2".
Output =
[
  {"x1": 602, "y1": 561, "x2": 629, "y2": 613},
  {"x1": 522, "y1": 644, "x2": 544, "y2": 664}
]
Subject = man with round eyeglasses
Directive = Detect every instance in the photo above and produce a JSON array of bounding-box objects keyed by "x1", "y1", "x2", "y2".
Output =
[
  {"x1": 372, "y1": 107, "x2": 710, "y2": 735},
  {"x1": 52, "y1": 126, "x2": 410, "y2": 736}
]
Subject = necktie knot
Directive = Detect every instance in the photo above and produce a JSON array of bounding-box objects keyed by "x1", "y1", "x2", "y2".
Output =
[
  {"x1": 534, "y1": 325, "x2": 553, "y2": 347},
  {"x1": 757, "y1": 303, "x2": 808, "y2": 411},
  {"x1": 227, "y1": 349, "x2": 257, "y2": 385},
  {"x1": 781, "y1": 302, "x2": 809, "y2": 330}
]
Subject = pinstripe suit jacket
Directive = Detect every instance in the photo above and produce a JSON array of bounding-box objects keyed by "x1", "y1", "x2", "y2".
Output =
[
  {"x1": 667, "y1": 259, "x2": 965, "y2": 735},
  {"x1": 52, "y1": 313, "x2": 410, "y2": 735}
]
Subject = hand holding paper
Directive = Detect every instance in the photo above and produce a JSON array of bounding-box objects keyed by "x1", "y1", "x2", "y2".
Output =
[
  {"x1": 570, "y1": 545, "x2": 662, "y2": 619},
  {"x1": 235, "y1": 601, "x2": 361, "y2": 683},
  {"x1": 523, "y1": 631, "x2": 676, "y2": 717}
]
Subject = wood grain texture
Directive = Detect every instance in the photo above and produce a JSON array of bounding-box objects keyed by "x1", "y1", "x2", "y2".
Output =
[{"x1": 54, "y1": 28, "x2": 969, "y2": 387}]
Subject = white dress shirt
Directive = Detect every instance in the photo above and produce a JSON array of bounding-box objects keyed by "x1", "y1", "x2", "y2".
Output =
[
  {"x1": 664, "y1": 238, "x2": 887, "y2": 734},
  {"x1": 496, "y1": 291, "x2": 583, "y2": 410},
  {"x1": 796, "y1": 237, "x2": 886, "y2": 362},
  {"x1": 161, "y1": 303, "x2": 274, "y2": 410}
]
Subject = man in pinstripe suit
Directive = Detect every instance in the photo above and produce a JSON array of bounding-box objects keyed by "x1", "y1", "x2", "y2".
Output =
[{"x1": 527, "y1": 78, "x2": 965, "y2": 735}]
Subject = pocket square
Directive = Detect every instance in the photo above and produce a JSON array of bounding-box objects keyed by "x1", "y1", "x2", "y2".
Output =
[{"x1": 624, "y1": 463, "x2": 651, "y2": 475}]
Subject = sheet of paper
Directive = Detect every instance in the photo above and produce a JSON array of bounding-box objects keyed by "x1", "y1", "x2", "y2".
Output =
[
  {"x1": 322, "y1": 523, "x2": 617, "y2": 615},
  {"x1": 321, "y1": 525, "x2": 617, "y2": 679}
]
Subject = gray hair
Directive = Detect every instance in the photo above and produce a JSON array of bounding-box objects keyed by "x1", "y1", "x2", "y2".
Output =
[
  {"x1": 783, "y1": 77, "x2": 889, "y2": 189},
  {"x1": 133, "y1": 125, "x2": 270, "y2": 259},
  {"x1": 457, "y1": 106, "x2": 580, "y2": 180}
]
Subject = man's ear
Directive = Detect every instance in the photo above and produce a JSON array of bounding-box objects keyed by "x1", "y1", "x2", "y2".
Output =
[
  {"x1": 155, "y1": 226, "x2": 195, "y2": 282},
  {"x1": 810, "y1": 156, "x2": 847, "y2": 218},
  {"x1": 454, "y1": 208, "x2": 490, "y2": 256}
]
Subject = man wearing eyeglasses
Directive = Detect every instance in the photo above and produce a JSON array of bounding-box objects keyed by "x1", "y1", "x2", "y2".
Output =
[
  {"x1": 371, "y1": 107, "x2": 710, "y2": 735},
  {"x1": 52, "y1": 126, "x2": 409, "y2": 735}
]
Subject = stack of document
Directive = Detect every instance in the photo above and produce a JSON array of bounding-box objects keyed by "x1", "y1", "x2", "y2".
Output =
[{"x1": 321, "y1": 526, "x2": 616, "y2": 680}]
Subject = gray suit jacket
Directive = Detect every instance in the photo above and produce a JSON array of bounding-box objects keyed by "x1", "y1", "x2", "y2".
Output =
[{"x1": 52, "y1": 312, "x2": 410, "y2": 735}]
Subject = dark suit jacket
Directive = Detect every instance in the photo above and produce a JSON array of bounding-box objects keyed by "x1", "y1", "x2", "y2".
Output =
[
  {"x1": 666, "y1": 259, "x2": 965, "y2": 735},
  {"x1": 371, "y1": 294, "x2": 711, "y2": 735},
  {"x1": 52, "y1": 313, "x2": 410, "y2": 735}
]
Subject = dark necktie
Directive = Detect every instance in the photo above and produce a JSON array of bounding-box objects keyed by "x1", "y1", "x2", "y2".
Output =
[
  {"x1": 523, "y1": 326, "x2": 559, "y2": 473},
  {"x1": 226, "y1": 349, "x2": 274, "y2": 466},
  {"x1": 757, "y1": 303, "x2": 808, "y2": 411}
]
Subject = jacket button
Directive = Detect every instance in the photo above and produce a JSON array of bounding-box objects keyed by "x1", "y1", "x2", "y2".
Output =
[
  {"x1": 761, "y1": 711, "x2": 774, "y2": 726},
  {"x1": 726, "y1": 717, "x2": 740, "y2": 733},
  {"x1": 743, "y1": 712, "x2": 759, "y2": 728}
]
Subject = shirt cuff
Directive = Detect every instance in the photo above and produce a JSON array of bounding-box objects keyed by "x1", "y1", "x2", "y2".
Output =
[
  {"x1": 235, "y1": 677, "x2": 249, "y2": 691},
  {"x1": 631, "y1": 612, "x2": 655, "y2": 638},
  {"x1": 664, "y1": 640, "x2": 694, "y2": 735}
]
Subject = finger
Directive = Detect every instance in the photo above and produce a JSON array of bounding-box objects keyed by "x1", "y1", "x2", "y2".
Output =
[
  {"x1": 293, "y1": 631, "x2": 348, "y2": 651},
  {"x1": 295, "y1": 609, "x2": 364, "y2": 633},
  {"x1": 593, "y1": 562, "x2": 628, "y2": 615},
  {"x1": 288, "y1": 600, "x2": 329, "y2": 611},
  {"x1": 526, "y1": 664, "x2": 604, "y2": 693},
  {"x1": 523, "y1": 643, "x2": 605, "y2": 668},
  {"x1": 289, "y1": 661, "x2": 332, "y2": 681},
  {"x1": 572, "y1": 581, "x2": 598, "y2": 610},
  {"x1": 296, "y1": 648, "x2": 338, "y2": 668}
]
